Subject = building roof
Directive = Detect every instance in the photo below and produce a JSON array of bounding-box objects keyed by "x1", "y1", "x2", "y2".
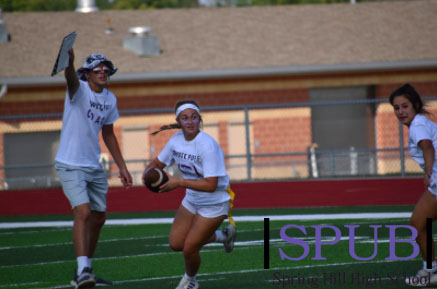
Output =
[{"x1": 1, "y1": 0, "x2": 437, "y2": 85}]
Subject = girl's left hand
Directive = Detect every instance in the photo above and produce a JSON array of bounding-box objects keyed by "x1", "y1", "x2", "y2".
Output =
[
  {"x1": 424, "y1": 173, "x2": 431, "y2": 187},
  {"x1": 159, "y1": 174, "x2": 180, "y2": 192}
]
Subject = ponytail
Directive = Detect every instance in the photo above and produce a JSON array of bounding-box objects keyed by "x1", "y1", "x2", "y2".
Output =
[{"x1": 151, "y1": 123, "x2": 181, "y2": 135}]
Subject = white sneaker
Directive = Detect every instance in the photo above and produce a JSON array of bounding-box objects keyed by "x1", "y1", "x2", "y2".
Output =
[
  {"x1": 405, "y1": 268, "x2": 437, "y2": 286},
  {"x1": 175, "y1": 276, "x2": 199, "y2": 289},
  {"x1": 418, "y1": 268, "x2": 437, "y2": 276},
  {"x1": 222, "y1": 224, "x2": 236, "y2": 253}
]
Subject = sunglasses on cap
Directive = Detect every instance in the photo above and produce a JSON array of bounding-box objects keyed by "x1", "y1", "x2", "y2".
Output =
[{"x1": 91, "y1": 66, "x2": 110, "y2": 74}]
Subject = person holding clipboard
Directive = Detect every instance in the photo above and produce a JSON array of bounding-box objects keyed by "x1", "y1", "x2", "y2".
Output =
[{"x1": 54, "y1": 47, "x2": 132, "y2": 288}]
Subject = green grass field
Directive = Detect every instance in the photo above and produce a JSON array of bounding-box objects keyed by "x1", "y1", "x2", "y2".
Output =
[{"x1": 0, "y1": 205, "x2": 433, "y2": 289}]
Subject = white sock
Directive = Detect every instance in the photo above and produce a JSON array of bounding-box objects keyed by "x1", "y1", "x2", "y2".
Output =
[
  {"x1": 215, "y1": 230, "x2": 225, "y2": 242},
  {"x1": 87, "y1": 258, "x2": 93, "y2": 269},
  {"x1": 423, "y1": 260, "x2": 437, "y2": 271},
  {"x1": 184, "y1": 273, "x2": 196, "y2": 281},
  {"x1": 77, "y1": 256, "x2": 89, "y2": 275}
]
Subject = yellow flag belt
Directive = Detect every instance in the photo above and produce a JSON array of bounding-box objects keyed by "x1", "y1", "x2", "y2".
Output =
[{"x1": 226, "y1": 186, "x2": 236, "y2": 227}]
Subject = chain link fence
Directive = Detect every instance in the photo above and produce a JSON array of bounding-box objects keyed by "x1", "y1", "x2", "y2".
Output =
[{"x1": 1, "y1": 96, "x2": 433, "y2": 190}]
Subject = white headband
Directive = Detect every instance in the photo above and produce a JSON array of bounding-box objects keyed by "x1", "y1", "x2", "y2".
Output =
[{"x1": 176, "y1": 103, "x2": 200, "y2": 118}]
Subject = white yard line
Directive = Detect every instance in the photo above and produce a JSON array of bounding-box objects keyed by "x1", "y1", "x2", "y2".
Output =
[
  {"x1": 19, "y1": 258, "x2": 411, "y2": 289},
  {"x1": 0, "y1": 212, "x2": 411, "y2": 229}
]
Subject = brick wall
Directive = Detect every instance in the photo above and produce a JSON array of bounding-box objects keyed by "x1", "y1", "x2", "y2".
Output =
[
  {"x1": 1, "y1": 78, "x2": 309, "y2": 116},
  {"x1": 251, "y1": 111, "x2": 311, "y2": 178},
  {"x1": 376, "y1": 82, "x2": 437, "y2": 99},
  {"x1": 218, "y1": 121, "x2": 229, "y2": 166},
  {"x1": 253, "y1": 118, "x2": 310, "y2": 153}
]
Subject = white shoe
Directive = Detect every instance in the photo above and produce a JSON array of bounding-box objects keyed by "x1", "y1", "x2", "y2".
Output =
[
  {"x1": 418, "y1": 268, "x2": 437, "y2": 277},
  {"x1": 222, "y1": 224, "x2": 236, "y2": 253},
  {"x1": 405, "y1": 268, "x2": 437, "y2": 286},
  {"x1": 175, "y1": 276, "x2": 199, "y2": 289}
]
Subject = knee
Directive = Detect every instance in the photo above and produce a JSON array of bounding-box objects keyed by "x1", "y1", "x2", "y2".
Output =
[
  {"x1": 183, "y1": 243, "x2": 200, "y2": 258},
  {"x1": 74, "y1": 205, "x2": 91, "y2": 222},
  {"x1": 92, "y1": 212, "x2": 106, "y2": 227},
  {"x1": 169, "y1": 238, "x2": 184, "y2": 252},
  {"x1": 410, "y1": 216, "x2": 427, "y2": 233}
]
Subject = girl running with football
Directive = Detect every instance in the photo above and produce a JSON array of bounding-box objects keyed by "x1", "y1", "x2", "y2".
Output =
[
  {"x1": 142, "y1": 100, "x2": 236, "y2": 289},
  {"x1": 390, "y1": 84, "x2": 437, "y2": 286}
]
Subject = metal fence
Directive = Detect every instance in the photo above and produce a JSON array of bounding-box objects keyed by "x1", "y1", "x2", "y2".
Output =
[{"x1": 1, "y1": 96, "x2": 431, "y2": 190}]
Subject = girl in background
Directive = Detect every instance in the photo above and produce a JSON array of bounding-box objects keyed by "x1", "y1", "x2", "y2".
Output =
[{"x1": 390, "y1": 83, "x2": 437, "y2": 286}]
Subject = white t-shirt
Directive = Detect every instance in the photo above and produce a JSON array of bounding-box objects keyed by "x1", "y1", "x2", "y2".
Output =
[
  {"x1": 55, "y1": 80, "x2": 119, "y2": 168},
  {"x1": 158, "y1": 130, "x2": 231, "y2": 205},
  {"x1": 408, "y1": 114, "x2": 437, "y2": 172}
]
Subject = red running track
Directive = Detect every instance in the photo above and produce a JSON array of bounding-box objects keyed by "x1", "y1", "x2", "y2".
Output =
[{"x1": 0, "y1": 178, "x2": 425, "y2": 216}]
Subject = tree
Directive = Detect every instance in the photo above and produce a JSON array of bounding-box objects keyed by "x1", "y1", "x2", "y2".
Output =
[{"x1": 0, "y1": 0, "x2": 76, "y2": 11}]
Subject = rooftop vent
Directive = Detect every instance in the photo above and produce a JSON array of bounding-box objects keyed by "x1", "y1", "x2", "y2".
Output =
[
  {"x1": 0, "y1": 8, "x2": 10, "y2": 43},
  {"x1": 123, "y1": 26, "x2": 160, "y2": 57},
  {"x1": 105, "y1": 17, "x2": 114, "y2": 35},
  {"x1": 76, "y1": 0, "x2": 99, "y2": 13}
]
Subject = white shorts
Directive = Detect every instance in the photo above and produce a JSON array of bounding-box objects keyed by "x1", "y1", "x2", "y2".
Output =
[
  {"x1": 181, "y1": 196, "x2": 230, "y2": 219},
  {"x1": 429, "y1": 184, "x2": 437, "y2": 196}
]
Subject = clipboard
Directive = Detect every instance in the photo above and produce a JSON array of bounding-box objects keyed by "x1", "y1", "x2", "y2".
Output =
[{"x1": 51, "y1": 32, "x2": 78, "y2": 76}]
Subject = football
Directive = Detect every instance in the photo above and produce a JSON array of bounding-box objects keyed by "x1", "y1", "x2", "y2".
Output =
[{"x1": 144, "y1": 167, "x2": 169, "y2": 193}]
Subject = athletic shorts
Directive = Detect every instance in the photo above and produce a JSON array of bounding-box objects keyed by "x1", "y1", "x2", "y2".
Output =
[
  {"x1": 181, "y1": 196, "x2": 230, "y2": 219},
  {"x1": 429, "y1": 184, "x2": 437, "y2": 196},
  {"x1": 55, "y1": 161, "x2": 108, "y2": 212}
]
